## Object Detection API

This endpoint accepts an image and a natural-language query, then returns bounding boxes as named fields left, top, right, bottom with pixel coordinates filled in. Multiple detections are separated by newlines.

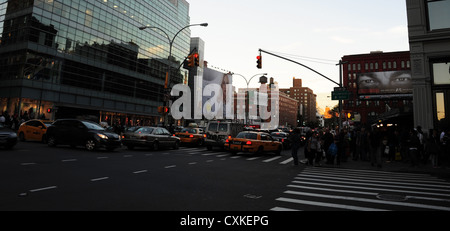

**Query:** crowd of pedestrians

left=289, top=125, right=450, bottom=169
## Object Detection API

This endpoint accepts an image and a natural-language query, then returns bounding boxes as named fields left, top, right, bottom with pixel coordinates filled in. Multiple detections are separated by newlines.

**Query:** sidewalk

left=315, top=158, right=450, bottom=180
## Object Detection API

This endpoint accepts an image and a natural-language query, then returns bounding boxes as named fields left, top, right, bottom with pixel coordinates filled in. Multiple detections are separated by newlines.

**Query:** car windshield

left=135, top=127, right=154, bottom=134
left=236, top=132, right=258, bottom=139
left=82, top=121, right=105, bottom=131
left=181, top=128, right=196, bottom=133
left=218, top=124, right=228, bottom=132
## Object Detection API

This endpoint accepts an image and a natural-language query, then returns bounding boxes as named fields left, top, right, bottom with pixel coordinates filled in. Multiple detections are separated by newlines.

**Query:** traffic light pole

left=259, top=49, right=346, bottom=131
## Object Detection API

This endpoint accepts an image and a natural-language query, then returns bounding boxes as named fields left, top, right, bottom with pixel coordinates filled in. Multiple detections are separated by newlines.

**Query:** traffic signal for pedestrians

left=193, top=53, right=200, bottom=66
left=256, top=55, right=262, bottom=69
left=187, top=54, right=195, bottom=67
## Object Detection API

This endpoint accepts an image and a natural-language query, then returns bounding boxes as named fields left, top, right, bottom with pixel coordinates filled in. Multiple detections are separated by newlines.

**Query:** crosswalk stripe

left=303, top=168, right=448, bottom=183
left=280, top=157, right=293, bottom=164
left=284, top=190, right=450, bottom=211
left=290, top=180, right=450, bottom=198
left=276, top=197, right=388, bottom=211
left=271, top=167, right=450, bottom=211
left=263, top=156, right=282, bottom=163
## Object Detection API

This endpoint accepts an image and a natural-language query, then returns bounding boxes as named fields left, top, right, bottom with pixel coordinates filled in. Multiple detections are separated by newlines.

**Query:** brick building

left=341, top=51, right=413, bottom=126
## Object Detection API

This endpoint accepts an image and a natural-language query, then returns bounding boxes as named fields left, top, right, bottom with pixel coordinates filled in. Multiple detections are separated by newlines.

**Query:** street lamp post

left=232, top=73, right=267, bottom=125
left=139, top=23, right=208, bottom=127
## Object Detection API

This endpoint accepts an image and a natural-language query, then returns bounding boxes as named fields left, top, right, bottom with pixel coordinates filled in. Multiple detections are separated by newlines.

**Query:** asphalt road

left=1, top=141, right=450, bottom=212
left=0, top=141, right=300, bottom=211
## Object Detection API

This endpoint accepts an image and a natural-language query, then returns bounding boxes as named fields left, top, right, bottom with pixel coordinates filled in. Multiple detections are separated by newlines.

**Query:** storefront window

left=427, top=0, right=450, bottom=31
left=433, top=62, right=450, bottom=85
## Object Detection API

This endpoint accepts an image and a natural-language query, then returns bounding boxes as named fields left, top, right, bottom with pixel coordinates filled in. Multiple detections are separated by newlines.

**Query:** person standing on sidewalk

left=289, top=128, right=301, bottom=166
left=368, top=128, right=382, bottom=168
left=307, top=132, right=319, bottom=166
left=408, top=128, right=421, bottom=167
left=426, top=129, right=440, bottom=168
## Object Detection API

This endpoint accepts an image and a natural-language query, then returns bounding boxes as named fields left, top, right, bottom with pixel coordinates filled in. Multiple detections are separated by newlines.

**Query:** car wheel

left=173, top=140, right=179, bottom=150
left=47, top=136, right=57, bottom=147
left=257, top=146, right=264, bottom=154
left=85, top=139, right=97, bottom=151
left=152, top=141, right=159, bottom=151
left=19, top=132, right=25, bottom=141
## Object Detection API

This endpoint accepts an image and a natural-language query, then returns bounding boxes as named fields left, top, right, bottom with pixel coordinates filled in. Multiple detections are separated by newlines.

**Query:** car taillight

left=225, top=139, right=229, bottom=143
left=189, top=134, right=194, bottom=138
left=203, top=134, right=206, bottom=138
left=282, top=139, right=285, bottom=142
left=246, top=141, right=252, bottom=145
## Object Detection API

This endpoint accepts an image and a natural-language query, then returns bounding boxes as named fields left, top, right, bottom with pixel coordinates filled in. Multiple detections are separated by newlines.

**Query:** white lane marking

left=97, top=157, right=108, bottom=159
left=62, top=159, right=77, bottom=162
left=90, top=177, right=109, bottom=182
left=29, top=186, right=57, bottom=193
left=189, top=162, right=197, bottom=165
left=133, top=170, right=148, bottom=174
left=165, top=165, right=176, bottom=169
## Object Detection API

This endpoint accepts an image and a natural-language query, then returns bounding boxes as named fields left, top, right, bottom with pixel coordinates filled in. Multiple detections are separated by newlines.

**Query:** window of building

left=436, top=92, right=446, bottom=121
left=427, top=0, right=450, bottom=31
left=432, top=62, right=450, bottom=85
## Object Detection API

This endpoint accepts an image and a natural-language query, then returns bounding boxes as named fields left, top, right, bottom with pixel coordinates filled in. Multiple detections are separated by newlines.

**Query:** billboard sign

left=357, top=70, right=412, bottom=95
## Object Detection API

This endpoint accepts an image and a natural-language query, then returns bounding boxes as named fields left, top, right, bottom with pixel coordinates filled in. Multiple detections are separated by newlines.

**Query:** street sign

left=332, top=90, right=351, bottom=100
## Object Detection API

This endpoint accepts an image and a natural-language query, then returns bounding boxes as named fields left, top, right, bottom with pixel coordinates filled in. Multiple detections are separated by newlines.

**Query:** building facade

left=0, top=0, right=191, bottom=126
left=406, top=0, right=450, bottom=132
left=341, top=51, right=413, bottom=127
left=279, top=78, right=317, bottom=125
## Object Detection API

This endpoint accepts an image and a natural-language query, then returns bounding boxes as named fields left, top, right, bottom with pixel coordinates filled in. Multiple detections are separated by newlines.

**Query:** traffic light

left=187, top=54, right=195, bottom=67
left=158, top=106, right=169, bottom=114
left=47, top=108, right=52, bottom=113
left=256, top=55, right=262, bottom=69
left=193, top=53, right=199, bottom=66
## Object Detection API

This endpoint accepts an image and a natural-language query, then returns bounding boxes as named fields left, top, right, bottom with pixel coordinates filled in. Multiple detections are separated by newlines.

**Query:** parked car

left=18, top=119, right=53, bottom=143
left=0, top=123, right=18, bottom=149
left=270, top=132, right=291, bottom=149
left=224, top=131, right=282, bottom=155
left=46, top=119, right=122, bottom=151
left=121, top=126, right=180, bottom=150
left=205, top=121, right=244, bottom=150
left=175, top=127, right=206, bottom=146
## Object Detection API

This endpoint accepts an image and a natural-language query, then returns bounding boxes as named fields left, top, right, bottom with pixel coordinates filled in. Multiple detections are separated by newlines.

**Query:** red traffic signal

left=47, top=108, right=52, bottom=113
left=193, top=53, right=200, bottom=66
left=256, top=55, right=262, bottom=69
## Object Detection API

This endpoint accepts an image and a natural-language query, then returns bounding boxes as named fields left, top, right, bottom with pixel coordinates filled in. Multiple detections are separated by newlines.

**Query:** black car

left=270, top=132, right=291, bottom=149
left=0, top=123, right=18, bottom=149
left=46, top=119, right=122, bottom=151
left=121, top=126, right=180, bottom=150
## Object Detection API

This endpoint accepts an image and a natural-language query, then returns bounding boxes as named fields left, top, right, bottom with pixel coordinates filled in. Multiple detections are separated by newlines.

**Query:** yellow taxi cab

left=224, top=131, right=282, bottom=155
left=18, top=119, right=53, bottom=143
left=175, top=127, right=206, bottom=146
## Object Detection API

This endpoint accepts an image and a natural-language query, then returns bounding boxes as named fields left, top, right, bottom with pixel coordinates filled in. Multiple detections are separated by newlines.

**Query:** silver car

left=121, top=127, right=180, bottom=150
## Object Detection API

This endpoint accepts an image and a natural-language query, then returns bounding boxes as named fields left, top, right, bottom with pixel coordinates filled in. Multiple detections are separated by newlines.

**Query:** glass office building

left=0, top=0, right=191, bottom=126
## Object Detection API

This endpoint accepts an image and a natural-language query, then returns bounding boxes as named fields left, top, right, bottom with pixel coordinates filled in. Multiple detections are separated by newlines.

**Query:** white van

left=205, top=121, right=244, bottom=150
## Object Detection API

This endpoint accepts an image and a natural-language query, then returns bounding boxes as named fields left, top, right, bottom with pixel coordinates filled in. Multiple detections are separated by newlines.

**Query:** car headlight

left=96, top=133, right=108, bottom=140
